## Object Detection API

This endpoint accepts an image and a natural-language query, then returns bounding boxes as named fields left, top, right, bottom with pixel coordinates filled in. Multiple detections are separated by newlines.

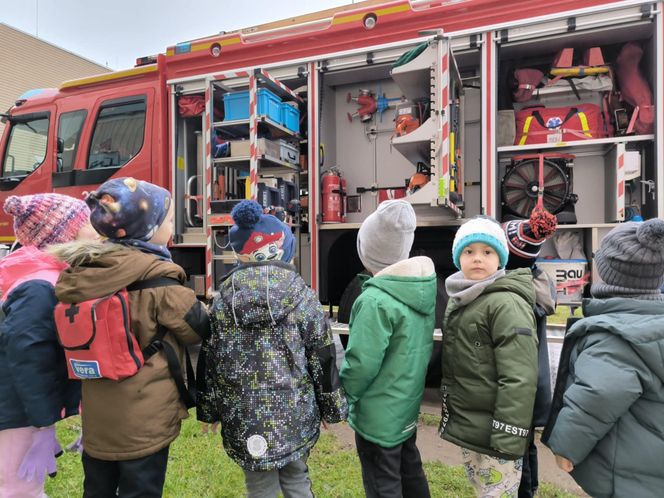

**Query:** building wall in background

left=0, top=23, right=111, bottom=136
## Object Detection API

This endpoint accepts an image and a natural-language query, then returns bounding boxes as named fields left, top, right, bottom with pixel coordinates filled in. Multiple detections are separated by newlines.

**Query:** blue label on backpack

left=70, top=359, right=102, bottom=379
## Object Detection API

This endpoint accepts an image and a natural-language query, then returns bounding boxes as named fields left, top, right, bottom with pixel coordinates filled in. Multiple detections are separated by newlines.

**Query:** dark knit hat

left=591, top=219, right=664, bottom=300
left=87, top=177, right=171, bottom=241
left=503, top=207, right=558, bottom=268
left=229, top=200, right=295, bottom=263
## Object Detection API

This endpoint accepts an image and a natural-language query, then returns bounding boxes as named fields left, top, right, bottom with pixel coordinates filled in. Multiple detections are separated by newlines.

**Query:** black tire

left=425, top=276, right=448, bottom=387
left=337, top=271, right=370, bottom=349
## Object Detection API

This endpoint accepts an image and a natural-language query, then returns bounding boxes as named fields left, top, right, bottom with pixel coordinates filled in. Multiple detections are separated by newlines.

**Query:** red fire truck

left=0, top=0, right=661, bottom=329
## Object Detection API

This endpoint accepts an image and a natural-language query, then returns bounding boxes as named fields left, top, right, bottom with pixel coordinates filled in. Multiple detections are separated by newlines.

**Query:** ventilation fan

left=501, top=154, right=578, bottom=222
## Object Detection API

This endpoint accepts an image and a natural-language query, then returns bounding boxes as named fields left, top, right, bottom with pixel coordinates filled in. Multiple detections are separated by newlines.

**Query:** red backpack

left=514, top=104, right=606, bottom=145
left=54, top=277, right=195, bottom=407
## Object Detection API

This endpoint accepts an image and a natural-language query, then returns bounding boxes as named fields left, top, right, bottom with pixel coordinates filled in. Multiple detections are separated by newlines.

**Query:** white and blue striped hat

left=452, top=216, right=509, bottom=270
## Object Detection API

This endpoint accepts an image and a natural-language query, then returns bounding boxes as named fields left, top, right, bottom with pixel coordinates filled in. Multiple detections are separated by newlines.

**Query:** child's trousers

left=81, top=445, right=169, bottom=498
left=461, top=447, right=522, bottom=498
left=0, top=427, right=48, bottom=498
left=355, top=431, right=431, bottom=498
left=243, top=454, right=313, bottom=498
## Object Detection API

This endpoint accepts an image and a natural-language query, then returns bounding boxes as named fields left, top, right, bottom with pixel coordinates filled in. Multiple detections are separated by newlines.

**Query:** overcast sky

left=1, top=0, right=353, bottom=70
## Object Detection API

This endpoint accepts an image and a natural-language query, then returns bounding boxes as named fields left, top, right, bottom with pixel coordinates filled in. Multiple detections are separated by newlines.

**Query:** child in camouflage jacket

left=197, top=201, right=347, bottom=498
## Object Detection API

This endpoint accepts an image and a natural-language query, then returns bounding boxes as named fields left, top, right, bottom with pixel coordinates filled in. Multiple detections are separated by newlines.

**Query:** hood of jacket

left=219, top=260, right=306, bottom=326
left=52, top=241, right=185, bottom=302
left=362, top=256, right=436, bottom=315
left=571, top=297, right=664, bottom=383
left=0, top=246, right=67, bottom=298
left=482, top=268, right=535, bottom=308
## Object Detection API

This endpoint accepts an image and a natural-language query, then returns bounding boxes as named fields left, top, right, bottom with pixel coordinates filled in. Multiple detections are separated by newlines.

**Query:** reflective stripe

left=519, top=116, right=533, bottom=145
left=577, top=111, right=593, bottom=137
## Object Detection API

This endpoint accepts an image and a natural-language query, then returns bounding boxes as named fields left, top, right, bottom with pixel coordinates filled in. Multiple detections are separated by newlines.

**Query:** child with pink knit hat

left=0, top=193, right=98, bottom=497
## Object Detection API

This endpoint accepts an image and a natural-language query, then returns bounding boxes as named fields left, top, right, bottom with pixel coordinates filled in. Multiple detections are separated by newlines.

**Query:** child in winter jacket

left=0, top=193, right=97, bottom=497
left=543, top=219, right=664, bottom=498
left=441, top=216, right=538, bottom=498
left=340, top=199, right=436, bottom=498
left=502, top=208, right=558, bottom=498
left=51, top=178, right=210, bottom=498
left=197, top=200, right=347, bottom=498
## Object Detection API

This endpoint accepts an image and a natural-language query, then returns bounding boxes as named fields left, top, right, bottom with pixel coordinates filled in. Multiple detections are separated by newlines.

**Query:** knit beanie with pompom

left=229, top=200, right=295, bottom=262
left=3, top=193, right=90, bottom=249
left=591, top=218, right=664, bottom=300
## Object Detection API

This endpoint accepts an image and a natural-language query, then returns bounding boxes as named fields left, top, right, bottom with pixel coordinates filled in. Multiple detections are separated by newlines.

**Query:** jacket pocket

left=469, top=323, right=492, bottom=365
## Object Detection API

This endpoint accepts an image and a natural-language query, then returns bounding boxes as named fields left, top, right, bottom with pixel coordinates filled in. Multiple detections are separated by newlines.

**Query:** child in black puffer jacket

left=502, top=207, right=558, bottom=498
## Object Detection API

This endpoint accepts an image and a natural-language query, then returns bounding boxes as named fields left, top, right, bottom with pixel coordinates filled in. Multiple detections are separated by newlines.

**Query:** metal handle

left=184, top=175, right=200, bottom=226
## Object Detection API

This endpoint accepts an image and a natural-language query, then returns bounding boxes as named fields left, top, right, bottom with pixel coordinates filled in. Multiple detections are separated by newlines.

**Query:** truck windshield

left=2, top=116, right=49, bottom=177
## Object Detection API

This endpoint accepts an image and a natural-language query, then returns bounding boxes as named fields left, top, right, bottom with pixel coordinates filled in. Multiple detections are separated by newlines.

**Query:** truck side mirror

left=57, top=138, right=64, bottom=154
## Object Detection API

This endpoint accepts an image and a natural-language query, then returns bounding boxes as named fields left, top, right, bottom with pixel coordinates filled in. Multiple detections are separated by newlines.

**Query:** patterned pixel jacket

left=197, top=260, right=347, bottom=471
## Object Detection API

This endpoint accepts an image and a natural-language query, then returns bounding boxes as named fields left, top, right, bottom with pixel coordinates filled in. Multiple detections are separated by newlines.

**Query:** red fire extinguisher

left=321, top=168, right=345, bottom=223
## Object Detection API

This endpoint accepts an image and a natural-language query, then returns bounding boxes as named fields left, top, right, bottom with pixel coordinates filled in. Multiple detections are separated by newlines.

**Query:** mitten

left=17, top=426, right=58, bottom=483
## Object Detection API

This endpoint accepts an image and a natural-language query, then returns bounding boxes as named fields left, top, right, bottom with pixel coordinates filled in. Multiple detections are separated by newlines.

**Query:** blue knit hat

left=87, top=177, right=171, bottom=241
left=230, top=200, right=295, bottom=263
left=452, top=216, right=509, bottom=270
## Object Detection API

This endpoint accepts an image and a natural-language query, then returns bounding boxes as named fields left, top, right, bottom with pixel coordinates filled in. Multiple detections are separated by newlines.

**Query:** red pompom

left=530, top=207, right=557, bottom=239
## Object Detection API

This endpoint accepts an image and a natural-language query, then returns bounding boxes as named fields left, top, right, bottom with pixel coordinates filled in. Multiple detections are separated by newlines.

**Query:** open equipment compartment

left=496, top=15, right=658, bottom=226
left=494, top=6, right=659, bottom=303
left=316, top=33, right=481, bottom=308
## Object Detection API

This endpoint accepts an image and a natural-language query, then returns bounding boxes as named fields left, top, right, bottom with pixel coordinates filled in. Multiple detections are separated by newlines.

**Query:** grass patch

left=547, top=304, right=583, bottom=326
left=46, top=413, right=575, bottom=497
left=539, top=482, right=579, bottom=498
left=419, top=412, right=442, bottom=427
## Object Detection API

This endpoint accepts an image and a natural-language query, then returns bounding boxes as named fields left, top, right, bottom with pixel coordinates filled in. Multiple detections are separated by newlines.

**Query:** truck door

left=388, top=32, right=463, bottom=216
left=51, top=89, right=154, bottom=199
left=0, top=106, right=55, bottom=243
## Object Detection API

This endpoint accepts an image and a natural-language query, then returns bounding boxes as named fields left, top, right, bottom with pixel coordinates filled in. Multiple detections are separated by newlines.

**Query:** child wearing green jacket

left=340, top=200, right=436, bottom=498
left=441, top=216, right=538, bottom=497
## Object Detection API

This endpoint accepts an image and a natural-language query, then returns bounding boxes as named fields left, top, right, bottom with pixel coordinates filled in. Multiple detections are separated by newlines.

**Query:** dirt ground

left=325, top=419, right=588, bottom=497
left=332, top=336, right=589, bottom=497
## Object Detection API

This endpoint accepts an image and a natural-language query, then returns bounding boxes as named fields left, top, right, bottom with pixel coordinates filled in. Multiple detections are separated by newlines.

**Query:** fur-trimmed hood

left=50, top=241, right=185, bottom=302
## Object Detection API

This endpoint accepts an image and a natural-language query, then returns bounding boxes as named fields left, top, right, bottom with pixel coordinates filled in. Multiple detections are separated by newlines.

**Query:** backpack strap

left=143, top=327, right=196, bottom=409
left=126, top=277, right=181, bottom=291
left=129, top=277, right=197, bottom=409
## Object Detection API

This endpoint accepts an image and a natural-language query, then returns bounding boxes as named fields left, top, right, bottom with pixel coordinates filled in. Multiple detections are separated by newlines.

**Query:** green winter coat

left=340, top=256, right=436, bottom=447
left=543, top=298, right=664, bottom=498
left=440, top=268, right=538, bottom=459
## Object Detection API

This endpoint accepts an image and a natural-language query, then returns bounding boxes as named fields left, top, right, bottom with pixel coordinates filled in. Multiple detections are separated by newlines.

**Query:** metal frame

left=482, top=30, right=497, bottom=217
left=308, top=61, right=320, bottom=291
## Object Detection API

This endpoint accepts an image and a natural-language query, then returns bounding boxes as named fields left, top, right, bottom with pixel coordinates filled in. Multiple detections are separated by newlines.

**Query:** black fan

left=501, top=157, right=574, bottom=218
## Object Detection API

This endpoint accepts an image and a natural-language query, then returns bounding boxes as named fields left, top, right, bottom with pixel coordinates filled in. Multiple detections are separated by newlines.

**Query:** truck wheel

left=337, top=271, right=370, bottom=349
left=425, top=276, right=448, bottom=387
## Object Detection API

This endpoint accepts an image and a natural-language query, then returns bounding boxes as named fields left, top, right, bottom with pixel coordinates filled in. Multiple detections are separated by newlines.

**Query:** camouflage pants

left=460, top=448, right=522, bottom=498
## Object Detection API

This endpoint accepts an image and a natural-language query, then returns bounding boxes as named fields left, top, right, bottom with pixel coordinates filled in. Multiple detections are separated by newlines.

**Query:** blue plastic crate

left=223, top=88, right=282, bottom=122
left=280, top=103, right=300, bottom=133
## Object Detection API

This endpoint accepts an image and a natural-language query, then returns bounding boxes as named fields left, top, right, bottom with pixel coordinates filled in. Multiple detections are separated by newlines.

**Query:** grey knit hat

left=591, top=219, right=664, bottom=300
left=357, top=200, right=416, bottom=273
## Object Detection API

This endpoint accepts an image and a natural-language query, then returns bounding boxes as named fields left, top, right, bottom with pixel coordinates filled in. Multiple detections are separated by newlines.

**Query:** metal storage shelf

left=390, top=116, right=437, bottom=165
left=213, top=155, right=300, bottom=173
left=213, top=116, right=299, bottom=139
left=390, top=43, right=436, bottom=100
left=497, top=134, right=655, bottom=154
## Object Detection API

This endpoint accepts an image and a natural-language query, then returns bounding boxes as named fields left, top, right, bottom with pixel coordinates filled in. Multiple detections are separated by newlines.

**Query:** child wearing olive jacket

left=441, top=216, right=538, bottom=497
